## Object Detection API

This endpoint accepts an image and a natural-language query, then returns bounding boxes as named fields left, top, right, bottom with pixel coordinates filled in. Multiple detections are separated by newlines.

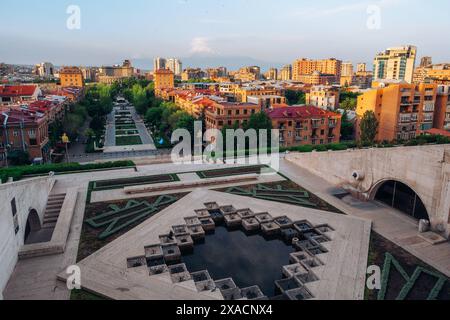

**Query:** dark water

left=182, top=226, right=294, bottom=297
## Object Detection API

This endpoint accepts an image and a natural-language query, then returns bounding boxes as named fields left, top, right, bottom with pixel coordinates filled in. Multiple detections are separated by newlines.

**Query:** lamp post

left=62, top=133, right=70, bottom=163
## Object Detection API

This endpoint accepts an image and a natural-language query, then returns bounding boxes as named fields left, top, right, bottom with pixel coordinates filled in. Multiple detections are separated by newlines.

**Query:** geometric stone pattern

left=226, top=184, right=317, bottom=208
left=85, top=195, right=178, bottom=240
left=378, top=253, right=448, bottom=300
left=126, top=202, right=335, bottom=300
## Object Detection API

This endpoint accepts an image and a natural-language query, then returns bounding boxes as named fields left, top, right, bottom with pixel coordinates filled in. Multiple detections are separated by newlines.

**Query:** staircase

left=42, top=193, right=66, bottom=229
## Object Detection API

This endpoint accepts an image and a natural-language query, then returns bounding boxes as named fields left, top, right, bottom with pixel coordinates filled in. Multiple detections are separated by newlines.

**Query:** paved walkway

left=279, top=158, right=450, bottom=278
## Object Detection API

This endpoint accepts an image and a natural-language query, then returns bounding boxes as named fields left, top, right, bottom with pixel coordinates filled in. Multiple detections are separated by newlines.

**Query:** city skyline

left=1, top=0, right=450, bottom=69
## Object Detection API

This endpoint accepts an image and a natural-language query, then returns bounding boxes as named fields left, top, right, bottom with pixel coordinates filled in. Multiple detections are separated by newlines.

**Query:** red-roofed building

left=0, top=85, right=41, bottom=106
left=0, top=109, right=50, bottom=165
left=266, top=105, right=342, bottom=147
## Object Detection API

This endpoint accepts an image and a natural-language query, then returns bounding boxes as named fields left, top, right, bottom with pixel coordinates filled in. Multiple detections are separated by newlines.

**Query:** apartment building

left=279, top=65, right=292, bottom=81
left=306, top=85, right=340, bottom=110
left=0, top=109, right=50, bottom=165
left=415, top=64, right=450, bottom=85
left=97, top=60, right=134, bottom=84
left=204, top=102, right=260, bottom=130
left=59, top=67, right=85, bottom=88
left=247, top=95, right=287, bottom=110
left=0, top=85, right=42, bottom=106
left=373, top=45, right=417, bottom=83
left=296, top=72, right=337, bottom=85
left=234, top=85, right=284, bottom=103
left=232, top=66, right=261, bottom=82
left=153, top=57, right=166, bottom=71
left=166, top=59, right=182, bottom=76
left=266, top=106, right=341, bottom=147
left=181, top=68, right=206, bottom=81
left=154, top=69, right=175, bottom=93
left=292, top=58, right=342, bottom=81
left=356, top=81, right=437, bottom=142
left=265, top=68, right=278, bottom=80
left=434, top=85, right=450, bottom=131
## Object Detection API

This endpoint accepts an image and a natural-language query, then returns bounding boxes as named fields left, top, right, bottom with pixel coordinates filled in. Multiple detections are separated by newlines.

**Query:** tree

left=360, top=111, right=379, bottom=144
left=340, top=97, right=357, bottom=111
left=285, top=90, right=306, bottom=105
left=340, top=111, right=354, bottom=140
left=244, top=112, right=273, bottom=131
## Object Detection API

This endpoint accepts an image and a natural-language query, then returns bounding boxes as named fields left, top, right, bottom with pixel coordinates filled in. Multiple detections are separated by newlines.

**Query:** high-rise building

left=279, top=65, right=292, bottom=81
left=357, top=63, right=367, bottom=73
left=292, top=58, right=342, bottom=81
left=373, top=45, right=417, bottom=83
left=340, top=62, right=354, bottom=86
left=35, top=62, right=54, bottom=78
left=265, top=68, right=278, bottom=80
left=420, top=56, right=433, bottom=68
left=153, top=57, right=167, bottom=71
left=166, top=58, right=182, bottom=76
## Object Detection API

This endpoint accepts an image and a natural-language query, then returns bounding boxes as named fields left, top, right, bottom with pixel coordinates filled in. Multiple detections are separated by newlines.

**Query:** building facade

left=433, top=85, right=450, bottom=131
left=0, top=85, right=41, bottom=106
left=59, top=67, right=84, bottom=88
left=373, top=45, right=417, bottom=83
left=356, top=81, right=437, bottom=142
left=292, top=58, right=342, bottom=81
left=204, top=102, right=260, bottom=130
left=154, top=69, right=175, bottom=93
left=306, top=85, right=340, bottom=110
left=266, top=106, right=341, bottom=147
left=166, top=59, right=182, bottom=76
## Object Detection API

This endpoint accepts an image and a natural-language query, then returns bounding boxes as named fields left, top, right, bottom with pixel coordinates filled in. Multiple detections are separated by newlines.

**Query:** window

left=13, top=130, right=19, bottom=137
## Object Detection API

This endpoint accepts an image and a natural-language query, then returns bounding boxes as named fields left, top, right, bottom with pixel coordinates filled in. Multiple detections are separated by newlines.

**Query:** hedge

left=0, top=160, right=135, bottom=183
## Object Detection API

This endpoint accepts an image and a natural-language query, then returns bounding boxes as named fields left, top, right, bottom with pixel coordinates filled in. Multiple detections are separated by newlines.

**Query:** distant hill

left=132, top=55, right=285, bottom=72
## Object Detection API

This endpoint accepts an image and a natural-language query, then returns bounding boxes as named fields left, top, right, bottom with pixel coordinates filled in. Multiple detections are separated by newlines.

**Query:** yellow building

left=233, top=86, right=284, bottom=103
left=373, top=46, right=417, bottom=83
left=356, top=81, right=437, bottom=142
left=306, top=85, right=340, bottom=110
left=154, top=69, right=174, bottom=93
left=59, top=67, right=84, bottom=88
left=292, top=58, right=342, bottom=81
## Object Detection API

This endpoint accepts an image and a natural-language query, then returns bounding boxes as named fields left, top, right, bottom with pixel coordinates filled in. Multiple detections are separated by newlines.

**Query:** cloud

left=190, top=37, right=214, bottom=54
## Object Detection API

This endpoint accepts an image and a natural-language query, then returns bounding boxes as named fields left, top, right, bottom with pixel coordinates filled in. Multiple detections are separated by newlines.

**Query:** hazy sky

left=1, top=0, right=449, bottom=68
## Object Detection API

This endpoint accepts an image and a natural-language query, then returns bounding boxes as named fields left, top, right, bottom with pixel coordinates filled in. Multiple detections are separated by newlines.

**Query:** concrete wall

left=286, top=145, right=450, bottom=237
left=0, top=177, right=54, bottom=298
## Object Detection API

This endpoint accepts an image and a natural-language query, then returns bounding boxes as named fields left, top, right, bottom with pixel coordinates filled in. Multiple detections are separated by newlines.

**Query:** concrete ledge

left=18, top=187, right=79, bottom=259
left=124, top=174, right=259, bottom=195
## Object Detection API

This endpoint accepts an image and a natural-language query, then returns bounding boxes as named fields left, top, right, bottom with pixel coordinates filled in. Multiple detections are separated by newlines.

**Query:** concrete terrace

left=2, top=157, right=450, bottom=300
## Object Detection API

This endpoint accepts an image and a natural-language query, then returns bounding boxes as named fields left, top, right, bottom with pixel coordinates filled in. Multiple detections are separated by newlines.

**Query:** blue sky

left=0, top=0, right=449, bottom=69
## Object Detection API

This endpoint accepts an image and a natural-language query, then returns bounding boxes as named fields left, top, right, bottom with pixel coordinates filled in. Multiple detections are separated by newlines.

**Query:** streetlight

left=62, top=133, right=70, bottom=163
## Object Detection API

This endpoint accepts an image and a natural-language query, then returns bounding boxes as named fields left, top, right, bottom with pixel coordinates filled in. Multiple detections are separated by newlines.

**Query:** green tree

left=285, top=90, right=306, bottom=105
left=360, top=111, right=379, bottom=144
left=340, top=111, right=354, bottom=140
left=340, top=97, right=357, bottom=111
left=244, top=112, right=273, bottom=131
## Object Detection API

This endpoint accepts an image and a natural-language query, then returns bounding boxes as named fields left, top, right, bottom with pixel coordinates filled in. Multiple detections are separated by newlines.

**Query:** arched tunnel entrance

left=374, top=180, right=429, bottom=221
left=24, top=209, right=41, bottom=243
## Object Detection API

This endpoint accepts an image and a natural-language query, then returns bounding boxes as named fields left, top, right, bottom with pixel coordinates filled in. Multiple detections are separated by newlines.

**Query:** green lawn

left=115, top=135, right=143, bottom=146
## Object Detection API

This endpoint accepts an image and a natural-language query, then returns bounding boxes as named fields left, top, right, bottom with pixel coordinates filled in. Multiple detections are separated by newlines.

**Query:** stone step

left=46, top=201, right=64, bottom=207
left=43, top=216, right=58, bottom=224
left=45, top=207, right=62, bottom=213
left=50, top=193, right=66, bottom=198
left=44, top=212, right=60, bottom=219
left=42, top=222, right=57, bottom=229
left=46, top=203, right=63, bottom=210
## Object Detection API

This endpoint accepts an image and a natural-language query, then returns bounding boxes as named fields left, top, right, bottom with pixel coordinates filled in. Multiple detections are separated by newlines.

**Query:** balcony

left=278, top=125, right=286, bottom=131
left=311, top=121, right=321, bottom=129
left=328, top=121, right=337, bottom=128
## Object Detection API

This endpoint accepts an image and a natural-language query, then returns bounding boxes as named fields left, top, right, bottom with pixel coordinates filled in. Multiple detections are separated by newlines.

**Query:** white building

left=35, top=62, right=54, bottom=78
left=166, top=58, right=182, bottom=76
left=373, top=45, right=417, bottom=84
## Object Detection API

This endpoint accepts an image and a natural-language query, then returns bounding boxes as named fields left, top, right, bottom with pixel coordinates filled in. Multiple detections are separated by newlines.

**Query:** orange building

left=356, top=82, right=438, bottom=142
left=296, top=72, right=337, bottom=85
left=266, top=106, right=341, bottom=147
left=204, top=102, right=260, bottom=130
left=292, top=58, right=342, bottom=81
left=59, top=67, right=84, bottom=88
left=154, top=69, right=175, bottom=94
left=433, top=85, right=450, bottom=131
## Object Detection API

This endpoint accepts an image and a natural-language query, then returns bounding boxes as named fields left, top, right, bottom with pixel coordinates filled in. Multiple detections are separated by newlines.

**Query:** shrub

left=0, top=160, right=135, bottom=183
